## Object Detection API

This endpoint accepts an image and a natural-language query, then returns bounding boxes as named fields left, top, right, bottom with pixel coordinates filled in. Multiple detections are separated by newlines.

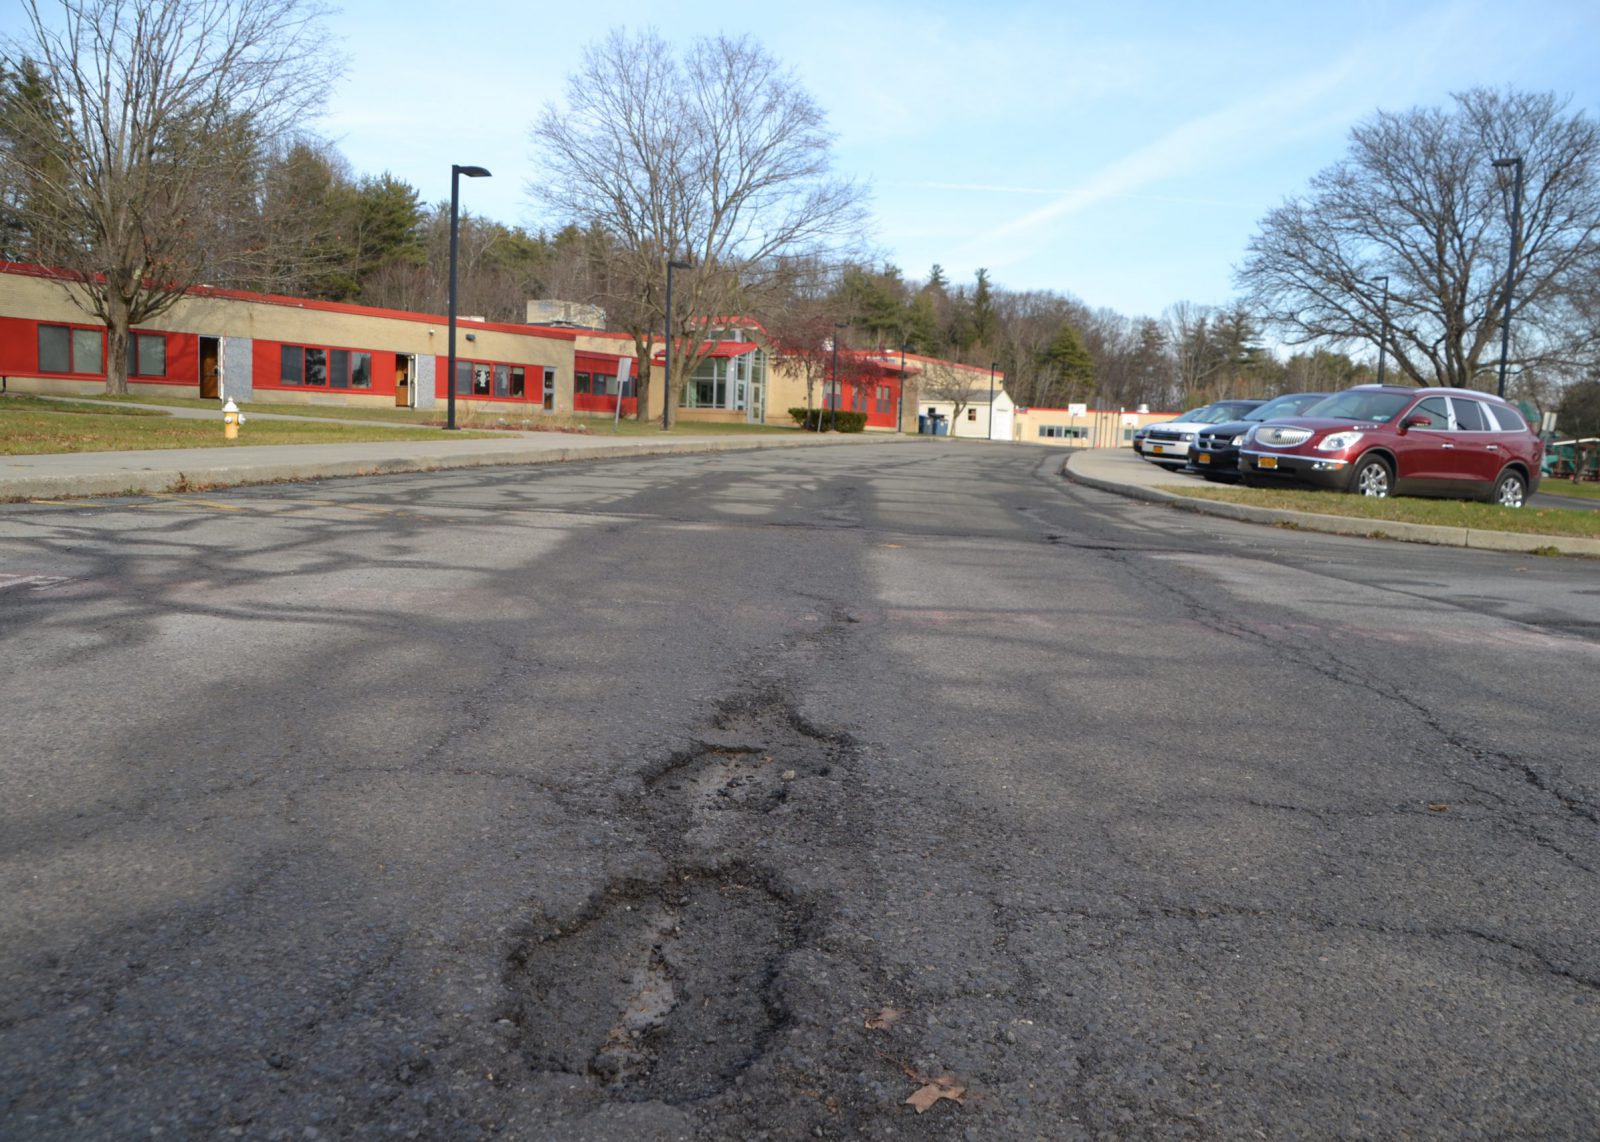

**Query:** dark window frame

left=38, top=322, right=106, bottom=376
left=128, top=332, right=167, bottom=377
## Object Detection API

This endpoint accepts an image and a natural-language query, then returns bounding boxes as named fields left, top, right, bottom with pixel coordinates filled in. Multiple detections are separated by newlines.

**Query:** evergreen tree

left=1042, top=322, right=1096, bottom=405
left=971, top=268, right=996, bottom=349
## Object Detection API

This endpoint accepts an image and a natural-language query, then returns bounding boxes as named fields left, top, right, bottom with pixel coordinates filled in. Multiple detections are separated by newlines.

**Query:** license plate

left=1198, top=454, right=1210, bottom=464
left=1151, top=445, right=1164, bottom=454
left=1258, top=455, right=1278, bottom=469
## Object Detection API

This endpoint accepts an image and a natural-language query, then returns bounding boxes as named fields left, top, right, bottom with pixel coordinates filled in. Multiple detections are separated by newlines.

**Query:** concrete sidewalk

left=1063, top=446, right=1600, bottom=557
left=0, top=427, right=908, bottom=501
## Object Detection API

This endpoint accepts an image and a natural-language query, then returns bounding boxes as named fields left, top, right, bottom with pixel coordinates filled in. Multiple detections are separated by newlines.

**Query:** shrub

left=788, top=407, right=867, bottom=433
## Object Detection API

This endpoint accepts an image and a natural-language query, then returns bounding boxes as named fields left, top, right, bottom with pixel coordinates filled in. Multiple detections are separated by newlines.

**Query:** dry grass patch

left=1165, top=481, right=1600, bottom=539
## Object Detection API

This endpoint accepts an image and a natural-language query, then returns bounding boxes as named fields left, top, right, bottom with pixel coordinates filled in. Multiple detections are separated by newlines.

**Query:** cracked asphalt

left=2, top=441, right=1598, bottom=1139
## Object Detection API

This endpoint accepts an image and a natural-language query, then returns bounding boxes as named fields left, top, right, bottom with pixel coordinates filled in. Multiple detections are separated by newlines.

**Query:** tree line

left=4, top=0, right=1597, bottom=427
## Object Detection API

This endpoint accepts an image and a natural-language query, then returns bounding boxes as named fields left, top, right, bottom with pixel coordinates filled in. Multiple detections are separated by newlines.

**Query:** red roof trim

left=650, top=341, right=760, bottom=362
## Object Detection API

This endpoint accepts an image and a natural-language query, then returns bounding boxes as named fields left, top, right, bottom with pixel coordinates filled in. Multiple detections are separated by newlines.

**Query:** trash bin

left=917, top=414, right=930, bottom=435
left=933, top=416, right=949, bottom=436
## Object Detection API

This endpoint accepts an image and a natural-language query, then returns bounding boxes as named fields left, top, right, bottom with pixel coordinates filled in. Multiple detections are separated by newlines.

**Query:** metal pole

left=988, top=362, right=997, bottom=440
left=445, top=164, right=490, bottom=431
left=898, top=343, right=906, bottom=433
left=838, top=319, right=851, bottom=431
left=831, top=323, right=847, bottom=432
left=1492, top=156, right=1523, bottom=399
left=446, top=170, right=461, bottom=431
left=1373, top=275, right=1389, bottom=385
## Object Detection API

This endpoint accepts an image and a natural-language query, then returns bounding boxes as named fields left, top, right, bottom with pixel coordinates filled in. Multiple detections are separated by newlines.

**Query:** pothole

left=646, top=747, right=792, bottom=815
left=505, top=867, right=805, bottom=1102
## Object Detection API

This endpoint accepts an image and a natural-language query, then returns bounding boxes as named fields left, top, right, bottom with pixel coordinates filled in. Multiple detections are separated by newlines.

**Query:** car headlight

left=1229, top=433, right=1245, bottom=446
left=1316, top=431, right=1365, bottom=452
left=1180, top=432, right=1195, bottom=442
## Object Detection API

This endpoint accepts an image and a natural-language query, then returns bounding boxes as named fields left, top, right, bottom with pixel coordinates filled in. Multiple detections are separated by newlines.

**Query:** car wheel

left=1491, top=469, right=1527, bottom=508
left=1349, top=454, right=1393, bottom=498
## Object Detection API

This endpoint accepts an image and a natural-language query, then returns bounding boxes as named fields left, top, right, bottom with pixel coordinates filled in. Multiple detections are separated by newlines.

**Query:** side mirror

left=1400, top=415, right=1432, bottom=434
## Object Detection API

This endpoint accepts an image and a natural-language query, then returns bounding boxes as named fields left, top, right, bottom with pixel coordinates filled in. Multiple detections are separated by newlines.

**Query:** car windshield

left=1300, top=390, right=1412, bottom=422
left=1246, top=393, right=1328, bottom=421
left=1193, top=402, right=1258, bottom=424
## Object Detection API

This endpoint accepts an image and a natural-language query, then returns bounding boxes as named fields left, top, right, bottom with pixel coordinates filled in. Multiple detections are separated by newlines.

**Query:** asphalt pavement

left=5, top=412, right=1597, bottom=555
left=4, top=443, right=1597, bottom=1139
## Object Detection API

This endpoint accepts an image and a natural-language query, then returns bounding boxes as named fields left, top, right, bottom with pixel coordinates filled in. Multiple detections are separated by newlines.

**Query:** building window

left=574, top=371, right=592, bottom=395
left=543, top=367, right=556, bottom=411
left=281, top=344, right=373, bottom=388
left=451, top=357, right=536, bottom=400
left=967, top=407, right=978, bottom=421
left=128, top=332, right=167, bottom=377
left=38, top=324, right=105, bottom=375
left=686, top=357, right=729, bottom=409
left=1039, top=425, right=1088, bottom=440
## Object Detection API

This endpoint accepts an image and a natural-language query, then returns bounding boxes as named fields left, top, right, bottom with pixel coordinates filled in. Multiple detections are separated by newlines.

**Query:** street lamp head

left=667, top=259, right=692, bottom=270
left=1491, top=156, right=1521, bottom=169
left=455, top=165, right=492, bottom=178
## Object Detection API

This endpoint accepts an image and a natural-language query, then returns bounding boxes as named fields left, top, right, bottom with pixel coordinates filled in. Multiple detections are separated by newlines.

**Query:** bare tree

left=1238, top=88, right=1600, bottom=390
left=530, top=28, right=869, bottom=425
left=919, top=359, right=985, bottom=426
left=2, top=0, right=330, bottom=393
left=1164, top=301, right=1226, bottom=406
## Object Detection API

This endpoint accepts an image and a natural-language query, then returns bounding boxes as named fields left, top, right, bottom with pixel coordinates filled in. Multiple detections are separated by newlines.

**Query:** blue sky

left=7, top=0, right=1599, bottom=321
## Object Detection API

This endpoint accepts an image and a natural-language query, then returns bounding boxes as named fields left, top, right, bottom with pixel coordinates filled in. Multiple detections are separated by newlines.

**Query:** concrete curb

left=1062, top=455, right=1600, bottom=558
left=1, top=433, right=921, bottom=502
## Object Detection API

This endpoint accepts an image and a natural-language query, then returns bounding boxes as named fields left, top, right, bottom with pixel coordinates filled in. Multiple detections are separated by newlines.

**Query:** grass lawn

left=67, top=394, right=800, bottom=436
left=1164, top=481, right=1600, bottom=540
left=0, top=394, right=494, bottom=454
left=1534, top=479, right=1600, bottom=501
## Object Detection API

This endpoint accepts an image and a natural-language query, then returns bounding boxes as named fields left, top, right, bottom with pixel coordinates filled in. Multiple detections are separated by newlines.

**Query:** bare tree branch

left=3, top=0, right=331, bottom=392
left=529, top=28, right=869, bottom=424
left=1237, top=88, right=1600, bottom=391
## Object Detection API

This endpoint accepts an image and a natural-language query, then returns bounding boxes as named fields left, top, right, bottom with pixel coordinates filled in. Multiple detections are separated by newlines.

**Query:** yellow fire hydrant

left=222, top=398, right=243, bottom=440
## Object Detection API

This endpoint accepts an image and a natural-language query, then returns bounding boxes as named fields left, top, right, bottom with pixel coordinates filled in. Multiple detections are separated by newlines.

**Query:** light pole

left=1372, top=275, right=1390, bottom=385
left=831, top=323, right=847, bottom=431
left=897, top=342, right=908, bottom=433
left=446, top=164, right=491, bottom=431
left=1491, top=155, right=1524, bottom=399
left=988, top=362, right=998, bottom=440
left=662, top=258, right=691, bottom=430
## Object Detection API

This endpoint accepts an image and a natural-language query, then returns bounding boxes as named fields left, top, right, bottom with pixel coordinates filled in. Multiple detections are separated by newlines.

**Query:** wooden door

left=199, top=338, right=220, bottom=399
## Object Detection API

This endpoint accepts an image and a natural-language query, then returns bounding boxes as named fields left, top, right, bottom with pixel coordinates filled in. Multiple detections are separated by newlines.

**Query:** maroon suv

left=1239, top=385, right=1543, bottom=507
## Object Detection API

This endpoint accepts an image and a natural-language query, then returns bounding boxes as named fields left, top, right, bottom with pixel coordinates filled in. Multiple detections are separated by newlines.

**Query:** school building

left=1, top=261, right=1170, bottom=444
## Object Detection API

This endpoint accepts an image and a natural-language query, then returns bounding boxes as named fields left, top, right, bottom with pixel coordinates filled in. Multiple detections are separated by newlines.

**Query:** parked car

left=1140, top=400, right=1266, bottom=468
left=1238, top=385, right=1543, bottom=506
left=1187, top=392, right=1332, bottom=481
left=1132, top=423, right=1161, bottom=456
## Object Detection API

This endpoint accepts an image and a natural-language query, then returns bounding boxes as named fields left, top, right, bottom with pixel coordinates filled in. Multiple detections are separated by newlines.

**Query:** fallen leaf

left=905, top=1074, right=966, bottom=1113
left=1427, top=803, right=1449, bottom=813
left=864, top=1006, right=905, bottom=1031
